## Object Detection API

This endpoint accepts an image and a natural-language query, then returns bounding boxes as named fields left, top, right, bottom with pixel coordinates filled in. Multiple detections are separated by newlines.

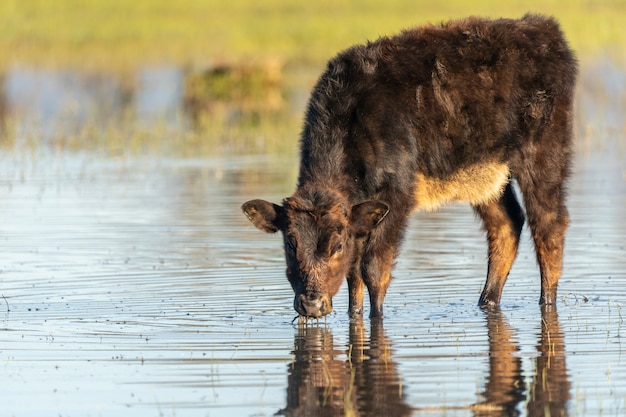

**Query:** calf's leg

left=517, top=176, right=569, bottom=305
left=358, top=213, right=405, bottom=318
left=531, top=208, right=568, bottom=305
left=361, top=246, right=395, bottom=318
left=515, top=110, right=572, bottom=305
left=347, top=271, right=366, bottom=317
left=475, top=183, right=525, bottom=306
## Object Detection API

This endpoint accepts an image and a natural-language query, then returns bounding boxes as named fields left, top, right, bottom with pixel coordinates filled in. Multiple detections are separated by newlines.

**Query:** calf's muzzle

left=295, top=293, right=332, bottom=318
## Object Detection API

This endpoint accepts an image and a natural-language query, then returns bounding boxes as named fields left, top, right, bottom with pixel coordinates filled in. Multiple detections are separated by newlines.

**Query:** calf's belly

left=414, top=162, right=510, bottom=211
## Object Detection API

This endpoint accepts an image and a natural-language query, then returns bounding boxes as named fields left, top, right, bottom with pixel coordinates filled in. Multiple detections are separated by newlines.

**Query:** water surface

left=0, top=60, right=625, bottom=416
left=0, top=144, right=624, bottom=416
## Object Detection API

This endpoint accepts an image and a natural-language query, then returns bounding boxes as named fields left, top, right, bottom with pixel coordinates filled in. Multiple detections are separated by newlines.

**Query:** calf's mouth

left=294, top=293, right=332, bottom=318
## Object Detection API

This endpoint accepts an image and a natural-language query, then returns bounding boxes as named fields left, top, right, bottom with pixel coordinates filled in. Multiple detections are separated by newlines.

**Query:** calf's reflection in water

left=277, top=309, right=569, bottom=416
left=277, top=318, right=411, bottom=417
left=474, top=307, right=570, bottom=416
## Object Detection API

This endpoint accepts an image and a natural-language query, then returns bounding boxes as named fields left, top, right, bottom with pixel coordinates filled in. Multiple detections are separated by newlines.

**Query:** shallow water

left=1, top=61, right=626, bottom=416
left=1, top=143, right=625, bottom=416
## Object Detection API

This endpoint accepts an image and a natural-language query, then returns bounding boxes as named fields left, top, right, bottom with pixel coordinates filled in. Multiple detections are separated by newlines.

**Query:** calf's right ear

left=350, top=200, right=389, bottom=235
left=241, top=199, right=285, bottom=233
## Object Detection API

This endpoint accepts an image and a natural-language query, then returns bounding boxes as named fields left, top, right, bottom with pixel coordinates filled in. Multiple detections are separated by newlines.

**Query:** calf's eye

left=332, top=242, right=343, bottom=255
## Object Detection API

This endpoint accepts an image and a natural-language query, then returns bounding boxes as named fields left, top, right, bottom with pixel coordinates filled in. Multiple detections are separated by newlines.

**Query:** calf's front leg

left=360, top=245, right=395, bottom=318
left=347, top=272, right=365, bottom=317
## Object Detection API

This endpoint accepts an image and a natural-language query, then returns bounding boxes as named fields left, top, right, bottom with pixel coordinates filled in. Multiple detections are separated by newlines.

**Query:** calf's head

left=242, top=188, right=388, bottom=318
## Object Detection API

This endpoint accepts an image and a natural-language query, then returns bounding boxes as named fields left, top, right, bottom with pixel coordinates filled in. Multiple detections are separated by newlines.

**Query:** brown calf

left=242, top=14, right=577, bottom=318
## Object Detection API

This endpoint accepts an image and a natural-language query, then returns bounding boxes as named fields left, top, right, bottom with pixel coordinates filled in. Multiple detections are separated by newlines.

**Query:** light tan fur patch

left=414, top=162, right=510, bottom=211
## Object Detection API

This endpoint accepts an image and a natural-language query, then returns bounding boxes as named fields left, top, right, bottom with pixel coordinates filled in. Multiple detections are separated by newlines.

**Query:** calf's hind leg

left=475, top=183, right=525, bottom=307
left=517, top=172, right=569, bottom=306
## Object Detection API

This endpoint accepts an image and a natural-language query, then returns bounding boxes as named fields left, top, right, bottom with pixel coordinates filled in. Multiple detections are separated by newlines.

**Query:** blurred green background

left=2, top=0, right=624, bottom=69
left=1, top=0, right=624, bottom=155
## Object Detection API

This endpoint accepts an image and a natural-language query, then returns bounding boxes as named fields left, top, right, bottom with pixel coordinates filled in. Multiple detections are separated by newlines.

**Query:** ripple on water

left=0, top=145, right=625, bottom=415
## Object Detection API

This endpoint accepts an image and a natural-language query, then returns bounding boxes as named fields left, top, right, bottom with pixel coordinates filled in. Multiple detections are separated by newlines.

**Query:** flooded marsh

left=0, top=58, right=625, bottom=416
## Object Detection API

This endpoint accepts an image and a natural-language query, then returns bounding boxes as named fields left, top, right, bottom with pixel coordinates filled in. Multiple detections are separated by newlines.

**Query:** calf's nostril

left=294, top=294, right=330, bottom=318
left=320, top=298, right=328, bottom=314
left=294, top=294, right=307, bottom=316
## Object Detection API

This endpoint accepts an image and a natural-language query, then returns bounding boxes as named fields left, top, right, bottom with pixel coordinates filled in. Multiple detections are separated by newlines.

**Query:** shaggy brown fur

left=242, top=14, right=577, bottom=318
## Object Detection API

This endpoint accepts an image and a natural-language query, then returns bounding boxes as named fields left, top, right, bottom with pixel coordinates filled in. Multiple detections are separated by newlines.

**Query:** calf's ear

left=350, top=201, right=389, bottom=234
left=241, top=199, right=285, bottom=233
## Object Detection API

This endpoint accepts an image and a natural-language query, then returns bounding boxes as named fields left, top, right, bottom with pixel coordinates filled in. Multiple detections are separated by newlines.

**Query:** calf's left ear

left=350, top=201, right=389, bottom=234
left=241, top=199, right=285, bottom=233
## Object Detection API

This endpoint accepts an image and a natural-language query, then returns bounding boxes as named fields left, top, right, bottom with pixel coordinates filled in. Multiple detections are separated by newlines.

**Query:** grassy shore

left=1, top=0, right=625, bottom=71
left=1, top=1, right=624, bottom=156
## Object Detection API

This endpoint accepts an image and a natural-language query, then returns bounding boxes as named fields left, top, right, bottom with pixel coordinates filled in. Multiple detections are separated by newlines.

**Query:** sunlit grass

left=0, top=0, right=624, bottom=156
left=1, top=0, right=625, bottom=71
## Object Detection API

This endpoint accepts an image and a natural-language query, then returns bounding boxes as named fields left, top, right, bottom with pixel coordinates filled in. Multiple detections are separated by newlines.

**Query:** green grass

left=1, top=0, right=624, bottom=156
left=1, top=0, right=625, bottom=71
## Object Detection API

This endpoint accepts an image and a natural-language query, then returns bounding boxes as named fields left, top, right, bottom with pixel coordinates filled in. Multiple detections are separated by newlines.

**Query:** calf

left=242, top=14, right=577, bottom=318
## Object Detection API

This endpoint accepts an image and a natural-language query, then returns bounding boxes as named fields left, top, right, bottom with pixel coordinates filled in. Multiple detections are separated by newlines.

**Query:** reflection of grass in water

left=0, top=62, right=301, bottom=157
left=1, top=110, right=301, bottom=157
left=0, top=58, right=302, bottom=156
left=1, top=63, right=622, bottom=157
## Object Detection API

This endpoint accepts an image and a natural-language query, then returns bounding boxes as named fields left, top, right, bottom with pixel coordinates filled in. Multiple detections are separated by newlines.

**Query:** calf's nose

left=295, top=294, right=332, bottom=318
